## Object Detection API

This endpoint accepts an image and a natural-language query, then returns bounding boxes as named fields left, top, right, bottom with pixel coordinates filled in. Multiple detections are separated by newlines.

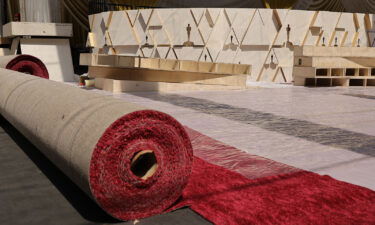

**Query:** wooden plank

left=80, top=53, right=251, bottom=76
left=94, top=77, right=245, bottom=93
left=294, top=56, right=375, bottom=68
left=88, top=66, right=247, bottom=86
left=3, top=22, right=73, bottom=37
left=294, top=46, right=375, bottom=58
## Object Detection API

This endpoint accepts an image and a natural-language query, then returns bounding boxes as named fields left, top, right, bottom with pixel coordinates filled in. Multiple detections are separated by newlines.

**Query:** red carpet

left=176, top=128, right=375, bottom=225
left=6, top=55, right=49, bottom=79
left=90, top=110, right=193, bottom=220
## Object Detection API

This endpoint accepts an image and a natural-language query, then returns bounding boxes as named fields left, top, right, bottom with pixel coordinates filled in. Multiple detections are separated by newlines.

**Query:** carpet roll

left=0, top=55, right=49, bottom=79
left=0, top=68, right=193, bottom=220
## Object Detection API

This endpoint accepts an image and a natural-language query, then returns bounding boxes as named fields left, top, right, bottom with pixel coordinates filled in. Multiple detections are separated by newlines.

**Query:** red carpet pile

left=177, top=127, right=375, bottom=225
left=6, top=55, right=49, bottom=79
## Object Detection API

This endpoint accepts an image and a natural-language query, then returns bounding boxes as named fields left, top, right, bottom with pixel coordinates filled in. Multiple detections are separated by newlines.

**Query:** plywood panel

left=95, top=77, right=244, bottom=93
left=89, top=66, right=247, bottom=86
left=2, top=22, right=73, bottom=38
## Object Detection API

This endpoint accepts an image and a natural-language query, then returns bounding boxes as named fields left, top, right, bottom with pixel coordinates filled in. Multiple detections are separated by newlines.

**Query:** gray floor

left=2, top=84, right=375, bottom=224
left=0, top=116, right=210, bottom=225
left=93, top=86, right=375, bottom=191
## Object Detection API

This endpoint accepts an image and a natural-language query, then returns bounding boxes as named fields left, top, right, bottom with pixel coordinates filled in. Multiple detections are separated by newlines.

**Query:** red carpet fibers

left=6, top=55, right=49, bottom=79
left=175, top=157, right=375, bottom=225
left=174, top=128, right=375, bottom=225
left=90, top=110, right=193, bottom=220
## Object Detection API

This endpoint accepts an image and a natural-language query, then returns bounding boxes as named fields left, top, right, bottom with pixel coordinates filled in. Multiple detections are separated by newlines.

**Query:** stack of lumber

left=293, top=46, right=375, bottom=87
left=80, top=53, right=251, bottom=92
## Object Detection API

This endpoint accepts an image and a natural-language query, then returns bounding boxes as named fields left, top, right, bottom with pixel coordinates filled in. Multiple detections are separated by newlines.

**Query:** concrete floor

left=92, top=86, right=375, bottom=191
left=1, top=84, right=375, bottom=224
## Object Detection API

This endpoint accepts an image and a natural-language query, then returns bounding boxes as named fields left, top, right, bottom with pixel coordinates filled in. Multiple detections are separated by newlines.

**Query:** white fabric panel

left=23, top=0, right=61, bottom=23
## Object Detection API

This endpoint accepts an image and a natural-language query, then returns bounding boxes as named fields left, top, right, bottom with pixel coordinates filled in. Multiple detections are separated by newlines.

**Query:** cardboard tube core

left=131, top=150, right=158, bottom=180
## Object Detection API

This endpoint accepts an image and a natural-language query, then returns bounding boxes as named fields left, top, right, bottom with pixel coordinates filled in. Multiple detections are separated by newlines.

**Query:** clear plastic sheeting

left=185, top=127, right=301, bottom=179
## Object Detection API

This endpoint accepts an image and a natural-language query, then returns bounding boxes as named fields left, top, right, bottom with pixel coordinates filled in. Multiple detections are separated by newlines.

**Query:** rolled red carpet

left=0, top=70, right=192, bottom=221
left=90, top=110, right=193, bottom=220
left=1, top=54, right=49, bottom=79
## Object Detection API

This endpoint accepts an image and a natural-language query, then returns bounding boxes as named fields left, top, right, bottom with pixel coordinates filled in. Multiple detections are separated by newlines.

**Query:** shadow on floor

left=0, top=115, right=119, bottom=223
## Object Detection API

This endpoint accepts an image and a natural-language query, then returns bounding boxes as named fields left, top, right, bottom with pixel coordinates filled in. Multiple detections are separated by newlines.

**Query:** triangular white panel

left=174, top=46, right=203, bottom=61
left=273, top=47, right=293, bottom=66
left=198, top=11, right=214, bottom=43
left=154, top=47, right=170, bottom=58
left=147, top=11, right=170, bottom=46
left=216, top=31, right=238, bottom=63
left=335, top=12, right=357, bottom=46
left=153, top=48, right=161, bottom=58
left=258, top=9, right=280, bottom=44
left=156, top=9, right=175, bottom=24
left=139, top=9, right=153, bottom=26
left=148, top=10, right=163, bottom=27
left=275, top=9, right=289, bottom=24
left=225, top=30, right=239, bottom=45
left=162, top=9, right=203, bottom=46
left=231, top=9, right=255, bottom=44
left=265, top=49, right=279, bottom=64
left=224, top=8, right=238, bottom=26
left=115, top=46, right=142, bottom=56
left=207, top=8, right=221, bottom=26
left=89, top=14, right=95, bottom=30
left=242, top=10, right=269, bottom=45
left=91, top=12, right=111, bottom=47
left=148, top=28, right=170, bottom=45
left=198, top=9, right=223, bottom=44
left=108, top=11, right=138, bottom=46
left=127, top=10, right=139, bottom=27
left=234, top=46, right=268, bottom=81
left=312, top=11, right=341, bottom=46
left=259, top=66, right=278, bottom=82
left=199, top=48, right=213, bottom=62
left=205, top=11, right=232, bottom=61
left=166, top=48, right=177, bottom=59
left=141, top=47, right=155, bottom=57
left=274, top=10, right=315, bottom=46
left=273, top=67, right=287, bottom=83
left=191, top=8, right=205, bottom=26
left=134, top=11, right=154, bottom=45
